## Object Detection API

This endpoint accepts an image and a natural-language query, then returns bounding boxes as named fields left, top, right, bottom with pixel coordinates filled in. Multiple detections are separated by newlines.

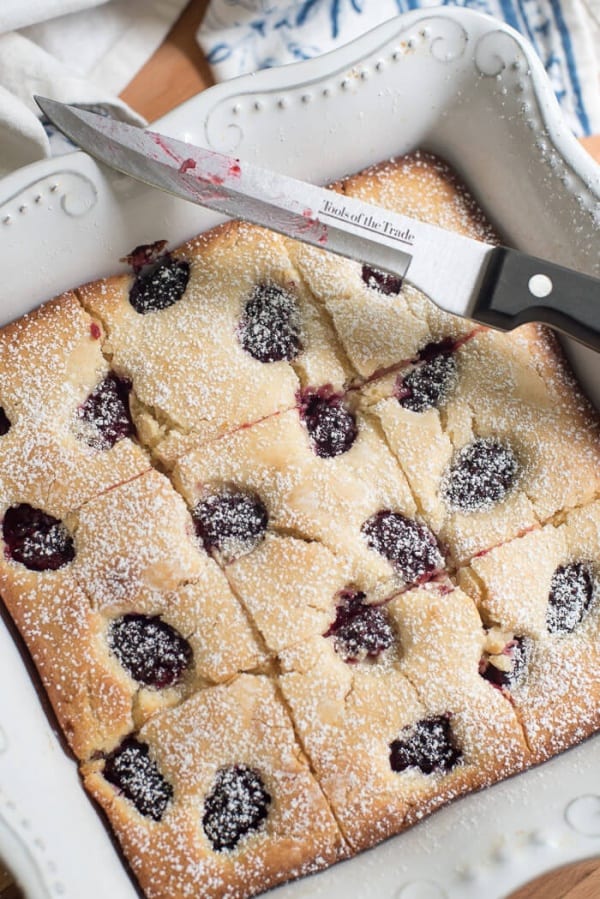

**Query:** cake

left=1, top=151, right=599, bottom=899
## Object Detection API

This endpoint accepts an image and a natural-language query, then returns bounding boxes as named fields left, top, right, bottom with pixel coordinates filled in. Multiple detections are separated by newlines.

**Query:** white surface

left=0, top=9, right=599, bottom=899
left=0, top=0, right=108, bottom=33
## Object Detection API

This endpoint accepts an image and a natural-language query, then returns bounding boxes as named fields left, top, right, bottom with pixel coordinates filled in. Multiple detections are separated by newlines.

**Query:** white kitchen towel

left=198, top=0, right=600, bottom=138
left=0, top=0, right=188, bottom=177
left=0, top=0, right=110, bottom=34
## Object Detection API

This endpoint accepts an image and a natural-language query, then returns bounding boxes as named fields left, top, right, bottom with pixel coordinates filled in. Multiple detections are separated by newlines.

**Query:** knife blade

left=35, top=97, right=600, bottom=352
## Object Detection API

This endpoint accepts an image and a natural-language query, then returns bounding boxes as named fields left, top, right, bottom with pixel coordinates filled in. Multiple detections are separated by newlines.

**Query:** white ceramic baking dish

left=0, top=8, right=599, bottom=899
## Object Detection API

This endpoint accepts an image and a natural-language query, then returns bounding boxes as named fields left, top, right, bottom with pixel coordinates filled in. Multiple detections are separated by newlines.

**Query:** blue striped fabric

left=198, top=0, right=600, bottom=137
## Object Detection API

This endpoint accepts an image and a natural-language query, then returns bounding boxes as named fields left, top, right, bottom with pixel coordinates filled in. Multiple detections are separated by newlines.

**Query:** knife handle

left=473, top=247, right=600, bottom=351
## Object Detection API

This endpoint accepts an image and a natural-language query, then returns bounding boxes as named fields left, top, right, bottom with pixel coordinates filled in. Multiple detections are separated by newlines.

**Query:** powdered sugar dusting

left=202, top=764, right=271, bottom=851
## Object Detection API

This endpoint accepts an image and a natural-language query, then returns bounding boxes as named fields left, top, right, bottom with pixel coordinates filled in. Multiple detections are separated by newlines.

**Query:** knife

left=35, top=97, right=600, bottom=352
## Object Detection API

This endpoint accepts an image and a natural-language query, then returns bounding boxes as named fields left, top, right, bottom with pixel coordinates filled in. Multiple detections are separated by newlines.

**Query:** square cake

left=1, top=150, right=599, bottom=899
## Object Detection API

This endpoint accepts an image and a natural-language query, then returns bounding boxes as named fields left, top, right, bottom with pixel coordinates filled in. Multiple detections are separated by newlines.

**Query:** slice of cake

left=0, top=291, right=150, bottom=515
left=83, top=675, right=345, bottom=899
left=279, top=584, right=528, bottom=851
left=285, top=152, right=495, bottom=379
left=362, top=325, right=600, bottom=564
left=458, top=500, right=600, bottom=762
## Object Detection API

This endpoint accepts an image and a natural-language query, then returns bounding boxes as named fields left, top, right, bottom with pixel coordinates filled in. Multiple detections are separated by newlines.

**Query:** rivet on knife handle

left=473, top=247, right=600, bottom=351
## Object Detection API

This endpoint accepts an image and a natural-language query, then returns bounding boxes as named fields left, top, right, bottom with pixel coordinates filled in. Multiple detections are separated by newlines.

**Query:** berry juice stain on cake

left=192, top=489, right=268, bottom=562
left=103, top=737, right=172, bottom=821
left=480, top=635, right=530, bottom=689
left=547, top=562, right=595, bottom=634
left=361, top=511, right=443, bottom=583
left=129, top=254, right=190, bottom=315
left=238, top=283, right=303, bottom=363
left=361, top=264, right=403, bottom=296
left=395, top=340, right=458, bottom=413
left=77, top=373, right=135, bottom=450
left=108, top=615, right=193, bottom=688
left=442, top=438, right=518, bottom=512
left=122, top=240, right=168, bottom=273
left=389, top=716, right=461, bottom=775
left=2, top=504, right=75, bottom=571
left=0, top=406, right=10, bottom=436
left=325, top=590, right=394, bottom=661
left=298, top=387, right=358, bottom=458
left=203, top=765, right=271, bottom=852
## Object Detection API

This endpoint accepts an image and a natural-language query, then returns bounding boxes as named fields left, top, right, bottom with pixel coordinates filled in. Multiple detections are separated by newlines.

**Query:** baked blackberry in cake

left=326, top=589, right=397, bottom=662
left=191, top=486, right=269, bottom=565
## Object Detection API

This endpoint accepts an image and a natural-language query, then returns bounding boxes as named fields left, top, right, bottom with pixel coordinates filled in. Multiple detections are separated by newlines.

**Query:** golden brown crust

left=339, top=151, right=500, bottom=242
left=0, top=562, right=134, bottom=759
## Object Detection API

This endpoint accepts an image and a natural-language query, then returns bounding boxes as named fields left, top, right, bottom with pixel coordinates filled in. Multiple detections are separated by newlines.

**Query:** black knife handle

left=473, top=247, right=600, bottom=351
